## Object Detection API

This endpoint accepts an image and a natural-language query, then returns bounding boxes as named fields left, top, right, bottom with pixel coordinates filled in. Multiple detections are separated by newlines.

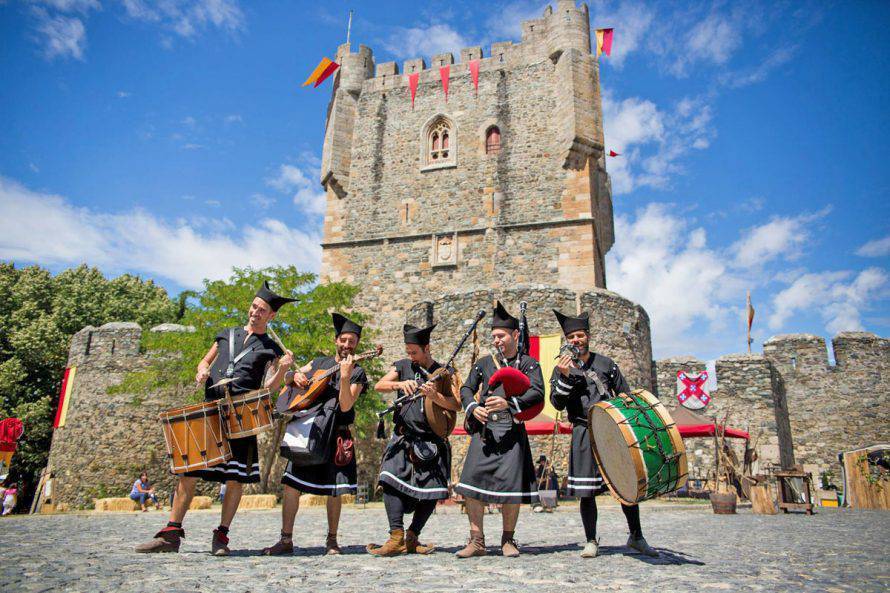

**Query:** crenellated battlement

left=67, top=322, right=142, bottom=367
left=361, top=1, right=595, bottom=87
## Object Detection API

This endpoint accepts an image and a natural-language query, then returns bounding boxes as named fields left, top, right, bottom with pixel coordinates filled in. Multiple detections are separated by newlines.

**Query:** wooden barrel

left=710, top=491, right=738, bottom=514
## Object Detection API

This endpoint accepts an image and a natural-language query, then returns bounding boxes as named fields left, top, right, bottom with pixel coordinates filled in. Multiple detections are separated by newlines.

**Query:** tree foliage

left=114, top=266, right=385, bottom=431
left=0, top=263, right=178, bottom=510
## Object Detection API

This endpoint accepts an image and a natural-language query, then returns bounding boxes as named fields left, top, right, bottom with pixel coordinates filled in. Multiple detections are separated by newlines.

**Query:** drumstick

left=267, top=327, right=290, bottom=357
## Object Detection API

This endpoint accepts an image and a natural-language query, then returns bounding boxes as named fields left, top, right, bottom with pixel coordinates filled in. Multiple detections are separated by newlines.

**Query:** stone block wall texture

left=320, top=3, right=616, bottom=364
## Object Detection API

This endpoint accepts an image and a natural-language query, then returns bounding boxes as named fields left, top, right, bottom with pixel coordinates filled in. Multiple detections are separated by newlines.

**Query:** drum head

left=589, top=405, right=641, bottom=503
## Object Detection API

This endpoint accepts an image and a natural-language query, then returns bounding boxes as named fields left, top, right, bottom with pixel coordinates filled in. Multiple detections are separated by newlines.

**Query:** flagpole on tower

left=346, top=9, right=353, bottom=45
left=746, top=290, right=755, bottom=354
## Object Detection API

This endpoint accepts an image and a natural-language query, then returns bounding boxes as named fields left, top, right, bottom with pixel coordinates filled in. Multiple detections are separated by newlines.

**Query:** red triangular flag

left=408, top=72, right=420, bottom=109
left=468, top=60, right=480, bottom=95
left=602, top=28, right=614, bottom=57
left=608, top=150, right=620, bottom=157
left=313, top=60, right=340, bottom=88
left=440, top=66, right=450, bottom=101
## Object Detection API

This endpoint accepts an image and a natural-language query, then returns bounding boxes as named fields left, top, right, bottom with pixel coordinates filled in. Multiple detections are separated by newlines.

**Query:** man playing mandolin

left=135, top=281, right=295, bottom=555
left=263, top=313, right=369, bottom=556
left=549, top=309, right=658, bottom=558
left=367, top=323, right=462, bottom=556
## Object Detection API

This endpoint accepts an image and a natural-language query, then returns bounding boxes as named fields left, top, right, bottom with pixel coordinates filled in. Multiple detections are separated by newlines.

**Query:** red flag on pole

left=408, top=72, right=419, bottom=109
left=608, top=150, right=620, bottom=157
left=468, top=60, right=480, bottom=95
left=440, top=66, right=450, bottom=101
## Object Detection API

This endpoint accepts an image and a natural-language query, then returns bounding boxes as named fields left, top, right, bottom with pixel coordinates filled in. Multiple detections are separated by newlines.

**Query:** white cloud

left=266, top=163, right=326, bottom=217
left=250, top=193, right=276, bottom=209
left=120, top=0, right=245, bottom=37
left=720, top=45, right=798, bottom=89
left=731, top=209, right=829, bottom=268
left=769, top=268, right=889, bottom=333
left=606, top=202, right=885, bottom=358
left=29, top=162, right=40, bottom=173
left=384, top=23, right=469, bottom=60
left=35, top=13, right=87, bottom=60
left=116, top=90, right=132, bottom=98
left=603, top=92, right=714, bottom=195
left=34, top=0, right=99, bottom=12
left=0, top=176, right=321, bottom=289
left=224, top=114, right=243, bottom=124
left=182, top=143, right=203, bottom=150
left=856, top=235, right=890, bottom=258
left=484, top=1, right=545, bottom=41
left=607, top=203, right=737, bottom=356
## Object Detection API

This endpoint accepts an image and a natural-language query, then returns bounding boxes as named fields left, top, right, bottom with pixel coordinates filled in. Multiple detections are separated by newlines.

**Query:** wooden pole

left=346, top=10, right=353, bottom=45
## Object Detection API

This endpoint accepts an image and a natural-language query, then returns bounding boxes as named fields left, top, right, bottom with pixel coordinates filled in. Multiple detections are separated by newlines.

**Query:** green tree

left=116, top=266, right=385, bottom=430
left=0, top=263, right=178, bottom=511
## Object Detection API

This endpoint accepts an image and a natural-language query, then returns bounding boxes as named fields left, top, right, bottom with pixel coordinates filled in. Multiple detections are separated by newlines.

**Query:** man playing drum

left=453, top=302, right=544, bottom=558
left=549, top=309, right=658, bottom=558
left=262, top=313, right=368, bottom=556
left=136, top=281, right=295, bottom=555
left=367, top=323, right=462, bottom=556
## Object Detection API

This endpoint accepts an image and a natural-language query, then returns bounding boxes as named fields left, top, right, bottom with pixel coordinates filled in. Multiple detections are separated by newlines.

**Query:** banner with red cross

left=677, top=371, right=710, bottom=410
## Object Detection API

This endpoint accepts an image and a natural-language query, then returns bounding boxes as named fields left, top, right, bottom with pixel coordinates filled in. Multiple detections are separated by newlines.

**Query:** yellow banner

left=57, top=366, right=76, bottom=428
left=595, top=29, right=605, bottom=57
left=537, top=334, right=562, bottom=419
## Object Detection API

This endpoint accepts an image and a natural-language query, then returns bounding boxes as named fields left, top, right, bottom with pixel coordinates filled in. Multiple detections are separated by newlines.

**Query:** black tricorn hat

left=255, top=281, right=297, bottom=312
left=332, top=312, right=363, bottom=338
left=491, top=301, right=519, bottom=330
left=553, top=309, right=589, bottom=335
left=403, top=323, right=436, bottom=346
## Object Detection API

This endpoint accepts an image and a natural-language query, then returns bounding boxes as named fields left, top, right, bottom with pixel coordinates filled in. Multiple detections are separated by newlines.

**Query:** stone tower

left=318, top=1, right=635, bottom=374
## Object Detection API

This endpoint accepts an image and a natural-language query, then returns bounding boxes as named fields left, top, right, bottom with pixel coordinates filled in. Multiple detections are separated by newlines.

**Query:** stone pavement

left=0, top=501, right=887, bottom=592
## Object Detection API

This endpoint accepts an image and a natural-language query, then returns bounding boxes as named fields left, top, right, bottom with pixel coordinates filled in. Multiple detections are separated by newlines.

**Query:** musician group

left=136, top=282, right=659, bottom=558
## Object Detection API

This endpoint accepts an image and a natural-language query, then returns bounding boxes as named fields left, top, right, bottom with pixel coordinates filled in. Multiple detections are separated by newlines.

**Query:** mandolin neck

left=315, top=350, right=376, bottom=381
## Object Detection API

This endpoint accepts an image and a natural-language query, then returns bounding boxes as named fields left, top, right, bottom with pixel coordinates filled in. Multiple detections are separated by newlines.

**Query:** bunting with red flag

left=440, top=66, right=450, bottom=101
left=608, top=150, right=620, bottom=157
left=596, top=28, right=614, bottom=57
left=408, top=72, right=420, bottom=108
left=303, top=57, right=340, bottom=88
left=468, top=59, right=480, bottom=95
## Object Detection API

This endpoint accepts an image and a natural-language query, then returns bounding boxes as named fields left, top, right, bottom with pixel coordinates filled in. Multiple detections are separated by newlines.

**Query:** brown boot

left=501, top=531, right=520, bottom=557
left=211, top=529, right=230, bottom=557
left=325, top=533, right=341, bottom=555
left=135, top=526, right=183, bottom=553
left=262, top=533, right=294, bottom=556
left=455, top=530, right=486, bottom=558
left=367, top=529, right=406, bottom=556
left=405, top=530, right=435, bottom=555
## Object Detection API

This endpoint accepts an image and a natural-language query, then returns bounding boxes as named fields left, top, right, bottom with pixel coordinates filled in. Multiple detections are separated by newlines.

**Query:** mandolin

left=278, top=345, right=383, bottom=413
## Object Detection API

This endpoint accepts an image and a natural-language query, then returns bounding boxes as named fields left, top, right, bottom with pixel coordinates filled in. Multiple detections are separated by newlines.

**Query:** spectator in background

left=2, top=482, right=17, bottom=515
left=130, top=472, right=161, bottom=512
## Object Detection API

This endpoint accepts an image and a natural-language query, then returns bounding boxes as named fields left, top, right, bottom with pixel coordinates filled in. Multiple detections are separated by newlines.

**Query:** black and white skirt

left=378, top=433, right=450, bottom=501
left=454, top=423, right=539, bottom=504
left=567, top=424, right=607, bottom=497
left=184, top=435, right=260, bottom=484
left=281, top=428, right=357, bottom=496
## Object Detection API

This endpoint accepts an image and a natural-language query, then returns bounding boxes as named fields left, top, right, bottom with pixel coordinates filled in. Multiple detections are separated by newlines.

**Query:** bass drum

left=424, top=369, right=462, bottom=438
left=588, top=389, right=688, bottom=505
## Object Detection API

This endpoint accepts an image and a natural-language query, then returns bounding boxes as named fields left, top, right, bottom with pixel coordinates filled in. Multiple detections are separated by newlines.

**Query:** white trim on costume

left=455, top=482, right=540, bottom=498
left=283, top=472, right=357, bottom=492
left=379, top=471, right=448, bottom=494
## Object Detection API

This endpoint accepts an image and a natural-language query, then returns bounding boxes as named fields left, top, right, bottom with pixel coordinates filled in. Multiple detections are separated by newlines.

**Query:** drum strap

left=226, top=328, right=261, bottom=379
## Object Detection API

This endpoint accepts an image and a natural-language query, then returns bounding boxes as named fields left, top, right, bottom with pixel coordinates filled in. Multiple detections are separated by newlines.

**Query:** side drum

left=588, top=389, right=688, bottom=505
left=220, top=389, right=275, bottom=439
left=159, top=402, right=232, bottom=474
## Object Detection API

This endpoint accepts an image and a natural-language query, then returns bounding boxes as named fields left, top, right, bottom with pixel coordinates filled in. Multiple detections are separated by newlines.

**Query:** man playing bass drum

left=549, top=309, right=658, bottom=558
left=367, top=323, right=462, bottom=556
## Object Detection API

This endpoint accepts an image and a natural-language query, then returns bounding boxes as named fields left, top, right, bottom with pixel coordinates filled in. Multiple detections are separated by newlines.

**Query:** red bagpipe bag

left=488, top=367, right=543, bottom=421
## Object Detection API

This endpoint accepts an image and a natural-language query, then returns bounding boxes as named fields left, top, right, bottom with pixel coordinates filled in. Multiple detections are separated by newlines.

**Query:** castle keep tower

left=320, top=2, right=613, bottom=296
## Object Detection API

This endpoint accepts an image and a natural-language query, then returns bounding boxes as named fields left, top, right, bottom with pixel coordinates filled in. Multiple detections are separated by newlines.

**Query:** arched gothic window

left=429, top=119, right=451, bottom=162
left=485, top=126, right=501, bottom=154
left=421, top=115, right=456, bottom=170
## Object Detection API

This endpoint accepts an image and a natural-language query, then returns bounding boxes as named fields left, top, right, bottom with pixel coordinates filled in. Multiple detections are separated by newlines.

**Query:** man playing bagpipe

left=550, top=309, right=658, bottom=558
left=135, top=282, right=295, bottom=555
left=367, top=323, right=462, bottom=556
left=262, top=313, right=369, bottom=556
left=453, top=301, right=544, bottom=558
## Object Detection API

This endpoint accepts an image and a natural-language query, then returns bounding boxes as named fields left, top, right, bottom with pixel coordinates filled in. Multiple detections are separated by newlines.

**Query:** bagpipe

left=376, top=310, right=486, bottom=439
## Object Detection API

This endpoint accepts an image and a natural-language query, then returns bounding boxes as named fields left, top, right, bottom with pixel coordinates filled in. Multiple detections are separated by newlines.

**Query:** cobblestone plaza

left=1, top=502, right=886, bottom=592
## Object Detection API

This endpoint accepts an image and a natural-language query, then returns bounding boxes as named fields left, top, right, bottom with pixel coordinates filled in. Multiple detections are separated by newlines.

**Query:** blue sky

left=1, top=0, right=888, bottom=360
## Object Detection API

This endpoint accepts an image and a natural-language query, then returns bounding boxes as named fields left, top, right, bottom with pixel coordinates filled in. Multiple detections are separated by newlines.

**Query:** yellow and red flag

left=53, top=366, right=77, bottom=428
left=303, top=57, right=340, bottom=88
left=596, top=28, right=614, bottom=57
